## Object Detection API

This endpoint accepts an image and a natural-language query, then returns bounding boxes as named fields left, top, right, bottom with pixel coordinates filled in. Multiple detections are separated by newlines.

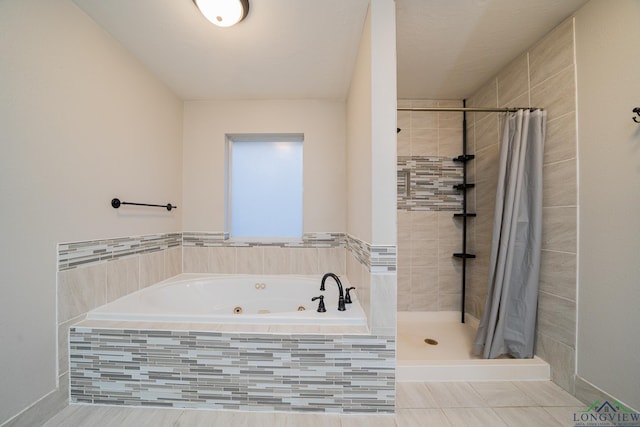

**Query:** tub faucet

left=320, top=272, right=346, bottom=311
left=311, top=295, right=326, bottom=312
left=345, top=287, right=355, bottom=304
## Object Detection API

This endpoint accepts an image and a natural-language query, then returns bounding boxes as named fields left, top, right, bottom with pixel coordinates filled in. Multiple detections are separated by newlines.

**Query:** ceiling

left=396, top=0, right=589, bottom=99
left=72, top=0, right=589, bottom=101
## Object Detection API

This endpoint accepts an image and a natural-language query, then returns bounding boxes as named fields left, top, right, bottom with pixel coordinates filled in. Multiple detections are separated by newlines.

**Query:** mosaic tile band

left=182, top=232, right=345, bottom=248
left=58, top=233, right=181, bottom=271
left=58, top=233, right=397, bottom=273
left=70, top=327, right=395, bottom=413
left=397, top=156, right=463, bottom=211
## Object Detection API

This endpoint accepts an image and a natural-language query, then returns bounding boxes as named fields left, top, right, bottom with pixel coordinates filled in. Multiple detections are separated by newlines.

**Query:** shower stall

left=395, top=99, right=550, bottom=381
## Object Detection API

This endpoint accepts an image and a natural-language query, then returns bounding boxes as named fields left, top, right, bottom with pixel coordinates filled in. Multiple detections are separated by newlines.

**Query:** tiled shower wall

left=396, top=99, right=469, bottom=312
left=466, top=18, right=578, bottom=394
left=181, top=232, right=347, bottom=275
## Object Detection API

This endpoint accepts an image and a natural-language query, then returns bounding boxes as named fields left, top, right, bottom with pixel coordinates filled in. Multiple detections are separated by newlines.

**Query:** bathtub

left=72, top=274, right=395, bottom=413
left=87, top=273, right=366, bottom=326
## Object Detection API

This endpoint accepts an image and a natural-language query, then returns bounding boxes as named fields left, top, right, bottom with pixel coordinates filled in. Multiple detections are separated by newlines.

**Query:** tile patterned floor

left=42, top=380, right=586, bottom=426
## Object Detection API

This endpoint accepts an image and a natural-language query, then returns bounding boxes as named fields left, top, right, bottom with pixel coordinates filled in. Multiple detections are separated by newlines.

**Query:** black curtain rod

left=397, top=107, right=543, bottom=112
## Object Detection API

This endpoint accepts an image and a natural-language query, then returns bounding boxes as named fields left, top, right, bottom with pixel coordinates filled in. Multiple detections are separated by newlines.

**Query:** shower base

left=397, top=311, right=550, bottom=382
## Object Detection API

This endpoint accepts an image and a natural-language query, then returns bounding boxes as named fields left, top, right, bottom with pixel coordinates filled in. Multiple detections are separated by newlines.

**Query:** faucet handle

left=311, top=295, right=326, bottom=312
left=345, top=287, right=355, bottom=304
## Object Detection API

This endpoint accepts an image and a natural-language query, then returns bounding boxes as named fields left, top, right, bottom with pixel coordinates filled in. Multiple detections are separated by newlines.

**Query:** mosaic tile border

left=58, top=233, right=181, bottom=271
left=346, top=235, right=396, bottom=273
left=182, top=232, right=345, bottom=248
left=70, top=327, right=395, bottom=413
left=397, top=156, right=463, bottom=211
left=58, top=232, right=396, bottom=273
left=346, top=234, right=370, bottom=269
left=371, top=246, right=397, bottom=273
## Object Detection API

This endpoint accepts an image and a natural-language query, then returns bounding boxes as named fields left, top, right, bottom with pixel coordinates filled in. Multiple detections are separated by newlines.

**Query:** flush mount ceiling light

left=193, top=0, right=249, bottom=27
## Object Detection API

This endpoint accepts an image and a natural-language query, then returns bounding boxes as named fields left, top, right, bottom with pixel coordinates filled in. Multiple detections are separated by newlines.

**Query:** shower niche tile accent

left=397, top=156, right=463, bottom=212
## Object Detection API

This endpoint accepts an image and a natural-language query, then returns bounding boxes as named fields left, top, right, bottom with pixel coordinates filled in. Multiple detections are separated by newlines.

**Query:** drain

left=297, top=306, right=306, bottom=311
left=233, top=306, right=243, bottom=314
left=424, top=338, right=438, bottom=345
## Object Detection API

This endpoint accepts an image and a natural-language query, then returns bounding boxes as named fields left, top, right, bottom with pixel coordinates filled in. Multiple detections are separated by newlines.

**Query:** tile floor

left=42, top=380, right=586, bottom=426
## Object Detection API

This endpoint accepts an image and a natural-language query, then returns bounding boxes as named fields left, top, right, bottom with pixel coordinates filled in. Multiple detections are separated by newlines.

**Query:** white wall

left=575, top=0, right=640, bottom=410
left=370, top=0, right=397, bottom=246
left=346, top=6, right=373, bottom=243
left=182, top=100, right=346, bottom=234
left=0, top=0, right=183, bottom=423
left=346, top=0, right=397, bottom=246
left=346, top=0, right=397, bottom=336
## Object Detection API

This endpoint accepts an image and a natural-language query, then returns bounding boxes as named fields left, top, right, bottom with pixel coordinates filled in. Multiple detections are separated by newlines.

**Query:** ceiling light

left=193, top=0, right=249, bottom=27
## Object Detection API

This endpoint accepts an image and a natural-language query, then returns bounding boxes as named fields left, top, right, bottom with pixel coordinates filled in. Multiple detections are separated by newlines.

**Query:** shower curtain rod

left=397, top=107, right=543, bottom=112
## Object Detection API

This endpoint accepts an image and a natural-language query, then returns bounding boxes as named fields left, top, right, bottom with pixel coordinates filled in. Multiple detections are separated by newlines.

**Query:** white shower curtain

left=473, top=109, right=546, bottom=359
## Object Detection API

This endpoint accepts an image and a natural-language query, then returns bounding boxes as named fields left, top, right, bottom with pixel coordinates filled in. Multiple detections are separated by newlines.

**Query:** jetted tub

left=87, top=273, right=366, bottom=326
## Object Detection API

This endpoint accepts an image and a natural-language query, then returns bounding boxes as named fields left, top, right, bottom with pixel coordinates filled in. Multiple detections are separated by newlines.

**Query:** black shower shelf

left=453, top=253, right=476, bottom=259
left=454, top=213, right=477, bottom=218
left=453, top=183, right=475, bottom=190
left=452, top=154, right=475, bottom=163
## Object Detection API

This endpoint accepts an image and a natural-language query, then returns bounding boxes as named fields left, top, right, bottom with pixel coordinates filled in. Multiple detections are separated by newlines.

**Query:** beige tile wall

left=182, top=247, right=346, bottom=275
left=58, top=242, right=366, bottom=388
left=181, top=244, right=396, bottom=331
left=183, top=241, right=390, bottom=334
left=346, top=252, right=371, bottom=330
left=466, top=17, right=578, bottom=395
left=56, top=247, right=182, bottom=381
left=397, top=99, right=468, bottom=313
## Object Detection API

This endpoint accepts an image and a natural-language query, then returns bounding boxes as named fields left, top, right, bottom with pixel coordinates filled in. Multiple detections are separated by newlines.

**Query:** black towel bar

left=111, top=198, right=176, bottom=211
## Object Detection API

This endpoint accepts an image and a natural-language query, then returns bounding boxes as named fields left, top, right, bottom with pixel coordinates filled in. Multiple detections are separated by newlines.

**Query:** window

left=227, top=134, right=303, bottom=238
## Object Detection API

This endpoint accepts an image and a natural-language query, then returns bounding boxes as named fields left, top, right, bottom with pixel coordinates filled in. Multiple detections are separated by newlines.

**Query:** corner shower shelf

left=452, top=154, right=475, bottom=163
left=453, top=183, right=475, bottom=190
left=453, top=253, right=476, bottom=259
left=453, top=101, right=475, bottom=324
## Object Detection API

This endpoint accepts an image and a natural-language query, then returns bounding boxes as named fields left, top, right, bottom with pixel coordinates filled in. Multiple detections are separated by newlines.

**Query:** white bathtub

left=87, top=274, right=366, bottom=326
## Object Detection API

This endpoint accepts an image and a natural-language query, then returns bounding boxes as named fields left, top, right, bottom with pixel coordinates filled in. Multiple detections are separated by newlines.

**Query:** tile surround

left=397, top=16, right=580, bottom=406
left=396, top=100, right=468, bottom=313
left=58, top=232, right=396, bottom=276
left=58, top=233, right=181, bottom=271
left=529, top=18, right=575, bottom=88
left=70, top=326, right=395, bottom=413
left=182, top=231, right=344, bottom=248
left=537, top=291, right=576, bottom=349
left=496, top=52, right=530, bottom=107
left=465, top=17, right=579, bottom=400
left=543, top=158, right=577, bottom=207
left=530, top=66, right=576, bottom=120
left=57, top=230, right=397, bottom=416
left=535, top=332, right=576, bottom=394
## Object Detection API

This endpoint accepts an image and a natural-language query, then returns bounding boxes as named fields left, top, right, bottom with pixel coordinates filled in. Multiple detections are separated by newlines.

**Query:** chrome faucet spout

left=320, top=272, right=346, bottom=311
